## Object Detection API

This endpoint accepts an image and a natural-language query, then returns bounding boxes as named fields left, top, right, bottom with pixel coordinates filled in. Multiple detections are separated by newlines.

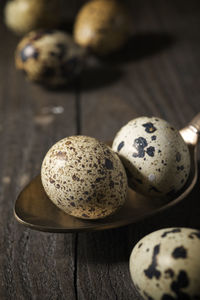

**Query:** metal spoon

left=14, top=114, right=200, bottom=232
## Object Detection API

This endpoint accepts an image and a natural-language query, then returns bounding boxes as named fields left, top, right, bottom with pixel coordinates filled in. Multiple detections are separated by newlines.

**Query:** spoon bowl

left=14, top=115, right=200, bottom=232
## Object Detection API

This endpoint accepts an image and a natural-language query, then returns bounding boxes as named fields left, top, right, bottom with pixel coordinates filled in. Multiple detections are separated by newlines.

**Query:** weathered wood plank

left=0, top=20, right=77, bottom=300
left=77, top=0, right=200, bottom=299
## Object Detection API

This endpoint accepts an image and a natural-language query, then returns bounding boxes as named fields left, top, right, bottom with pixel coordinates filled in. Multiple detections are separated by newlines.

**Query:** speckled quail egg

left=112, top=117, right=191, bottom=197
left=73, top=0, right=132, bottom=55
left=41, top=135, right=127, bottom=219
left=4, top=0, right=60, bottom=35
left=15, top=30, right=85, bottom=87
left=129, top=227, right=200, bottom=300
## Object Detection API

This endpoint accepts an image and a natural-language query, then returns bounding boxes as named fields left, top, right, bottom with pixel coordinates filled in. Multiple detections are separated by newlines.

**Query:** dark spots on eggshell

left=95, top=176, right=106, bottom=183
left=133, top=137, right=147, bottom=158
left=109, top=180, right=115, bottom=188
left=142, top=122, right=157, bottom=133
left=138, top=243, right=143, bottom=248
left=56, top=151, right=67, bottom=160
left=70, top=202, right=75, bottom=207
left=161, top=159, right=167, bottom=166
left=117, top=141, right=124, bottom=152
left=164, top=269, right=174, bottom=278
left=176, top=152, right=181, bottom=162
left=20, top=44, right=39, bottom=62
left=144, top=244, right=161, bottom=280
left=177, top=165, right=184, bottom=171
left=72, top=174, right=80, bottom=181
left=151, top=135, right=157, bottom=141
left=162, top=271, right=190, bottom=299
left=82, top=213, right=89, bottom=218
left=172, top=246, right=187, bottom=259
left=146, top=146, right=155, bottom=157
left=161, top=228, right=181, bottom=238
left=158, top=150, right=162, bottom=153
left=149, top=186, right=161, bottom=193
left=105, top=158, right=114, bottom=170
left=171, top=270, right=190, bottom=299
left=49, top=178, right=55, bottom=184
left=188, top=231, right=200, bottom=239
left=60, top=57, right=79, bottom=77
left=56, top=43, right=67, bottom=60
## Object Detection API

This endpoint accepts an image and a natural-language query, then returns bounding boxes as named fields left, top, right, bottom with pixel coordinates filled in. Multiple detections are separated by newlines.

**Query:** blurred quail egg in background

left=73, top=0, right=132, bottom=55
left=41, top=136, right=128, bottom=219
left=15, top=30, right=86, bottom=87
left=4, top=0, right=60, bottom=35
left=129, top=227, right=200, bottom=299
left=112, top=117, right=191, bottom=197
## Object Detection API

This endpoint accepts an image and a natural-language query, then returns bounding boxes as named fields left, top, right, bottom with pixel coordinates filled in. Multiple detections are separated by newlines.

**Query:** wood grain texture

left=78, top=0, right=200, bottom=299
left=0, top=13, right=77, bottom=300
left=0, top=0, right=200, bottom=299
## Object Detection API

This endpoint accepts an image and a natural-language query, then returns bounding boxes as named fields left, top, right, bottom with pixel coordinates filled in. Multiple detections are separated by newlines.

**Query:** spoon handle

left=189, top=113, right=200, bottom=134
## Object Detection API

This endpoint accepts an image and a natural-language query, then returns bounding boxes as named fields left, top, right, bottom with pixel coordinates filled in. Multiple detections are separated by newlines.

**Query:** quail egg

left=4, top=0, right=60, bottom=35
left=73, top=0, right=132, bottom=55
left=129, top=227, right=200, bottom=299
left=41, top=136, right=127, bottom=219
left=15, top=30, right=85, bottom=87
left=112, top=117, right=191, bottom=197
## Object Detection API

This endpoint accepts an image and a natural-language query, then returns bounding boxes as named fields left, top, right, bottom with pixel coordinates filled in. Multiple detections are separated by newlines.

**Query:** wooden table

left=0, top=1, right=200, bottom=299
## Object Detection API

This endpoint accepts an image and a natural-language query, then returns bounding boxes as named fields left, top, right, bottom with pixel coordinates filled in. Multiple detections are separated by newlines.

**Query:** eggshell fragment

left=112, top=117, right=191, bottom=197
left=41, top=136, right=127, bottom=219
left=129, top=227, right=200, bottom=299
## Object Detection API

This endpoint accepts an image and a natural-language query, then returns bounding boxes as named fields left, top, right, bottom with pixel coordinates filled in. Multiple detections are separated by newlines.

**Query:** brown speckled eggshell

left=73, top=0, right=132, bottom=55
left=15, top=30, right=86, bottom=87
left=112, top=117, right=191, bottom=197
left=41, top=136, right=128, bottom=219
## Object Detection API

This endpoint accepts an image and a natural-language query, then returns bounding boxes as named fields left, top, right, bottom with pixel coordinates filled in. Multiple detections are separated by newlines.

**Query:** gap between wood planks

left=74, top=78, right=81, bottom=300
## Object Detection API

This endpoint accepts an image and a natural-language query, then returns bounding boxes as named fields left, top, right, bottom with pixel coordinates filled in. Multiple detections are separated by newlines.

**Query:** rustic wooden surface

left=0, top=0, right=200, bottom=299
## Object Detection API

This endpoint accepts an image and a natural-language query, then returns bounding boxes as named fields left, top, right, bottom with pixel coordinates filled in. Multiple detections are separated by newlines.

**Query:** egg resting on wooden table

left=129, top=227, right=200, bottom=299
left=15, top=30, right=85, bottom=87
left=73, top=0, right=132, bottom=55
left=4, top=0, right=60, bottom=35
left=41, top=136, right=127, bottom=219
left=112, top=117, right=191, bottom=197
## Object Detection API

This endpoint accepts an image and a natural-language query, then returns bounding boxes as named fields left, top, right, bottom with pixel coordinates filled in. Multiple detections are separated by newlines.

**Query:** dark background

left=0, top=0, right=200, bottom=299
